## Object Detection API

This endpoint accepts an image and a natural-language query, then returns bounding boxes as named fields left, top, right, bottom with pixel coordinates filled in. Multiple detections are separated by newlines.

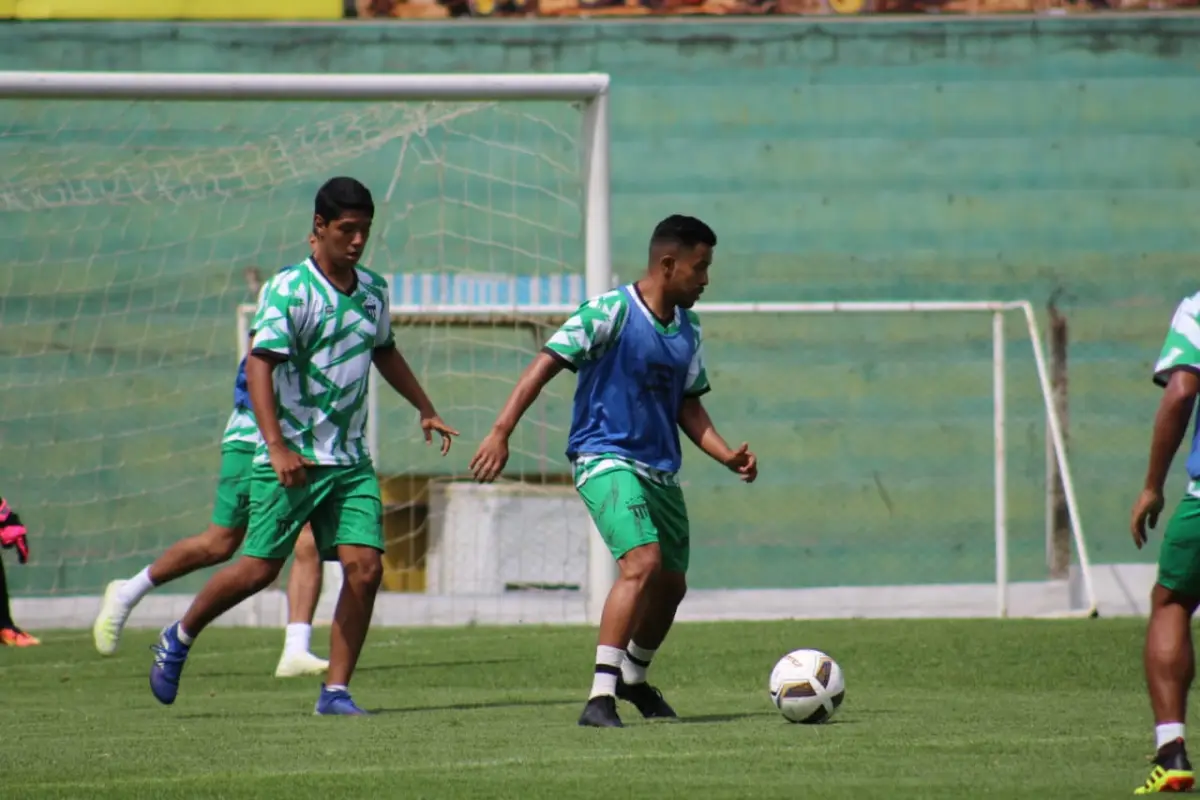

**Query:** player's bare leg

left=148, top=556, right=285, bottom=705
left=325, top=545, right=382, bottom=686
left=580, top=543, right=661, bottom=728
left=1137, top=584, right=1198, bottom=793
left=313, top=544, right=382, bottom=716
left=616, top=570, right=686, bottom=720
left=275, top=525, right=329, bottom=678
left=93, top=523, right=243, bottom=656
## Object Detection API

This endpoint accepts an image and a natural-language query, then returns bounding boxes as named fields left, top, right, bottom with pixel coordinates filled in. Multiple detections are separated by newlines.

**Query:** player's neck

left=633, top=279, right=676, bottom=325
left=311, top=251, right=357, bottom=294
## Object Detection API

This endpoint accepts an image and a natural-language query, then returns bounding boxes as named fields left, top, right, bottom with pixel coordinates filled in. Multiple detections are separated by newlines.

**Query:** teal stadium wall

left=2, top=17, right=1199, bottom=597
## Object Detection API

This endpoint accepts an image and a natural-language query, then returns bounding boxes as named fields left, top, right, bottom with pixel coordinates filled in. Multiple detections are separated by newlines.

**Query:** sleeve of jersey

left=541, top=293, right=626, bottom=372
left=249, top=277, right=296, bottom=360
left=1153, top=299, right=1200, bottom=387
left=374, top=283, right=395, bottom=350
left=684, top=312, right=711, bottom=397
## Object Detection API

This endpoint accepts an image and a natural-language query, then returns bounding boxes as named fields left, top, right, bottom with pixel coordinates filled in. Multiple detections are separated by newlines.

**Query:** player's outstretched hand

left=268, top=443, right=314, bottom=488
left=470, top=431, right=510, bottom=483
left=1131, top=487, right=1164, bottom=549
left=723, top=442, right=757, bottom=484
left=421, top=415, right=460, bottom=456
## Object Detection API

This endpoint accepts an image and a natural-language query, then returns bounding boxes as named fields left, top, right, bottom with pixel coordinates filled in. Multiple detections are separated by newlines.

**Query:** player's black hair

left=314, top=176, right=375, bottom=223
left=649, top=214, right=717, bottom=253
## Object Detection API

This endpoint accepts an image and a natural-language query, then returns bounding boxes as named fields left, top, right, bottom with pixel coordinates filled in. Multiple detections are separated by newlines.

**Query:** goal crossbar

left=0, top=70, right=611, bottom=102
left=236, top=298, right=1098, bottom=620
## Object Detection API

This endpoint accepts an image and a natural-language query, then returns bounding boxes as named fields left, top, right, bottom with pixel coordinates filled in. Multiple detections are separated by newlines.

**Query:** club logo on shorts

left=626, top=500, right=650, bottom=521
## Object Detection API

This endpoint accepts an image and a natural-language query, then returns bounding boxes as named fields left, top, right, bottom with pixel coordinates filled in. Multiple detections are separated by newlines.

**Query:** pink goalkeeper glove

left=0, top=499, right=29, bottom=564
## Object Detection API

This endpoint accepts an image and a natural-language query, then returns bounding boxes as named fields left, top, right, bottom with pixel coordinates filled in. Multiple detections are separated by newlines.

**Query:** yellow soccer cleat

left=1136, top=739, right=1195, bottom=794
left=92, top=580, right=131, bottom=656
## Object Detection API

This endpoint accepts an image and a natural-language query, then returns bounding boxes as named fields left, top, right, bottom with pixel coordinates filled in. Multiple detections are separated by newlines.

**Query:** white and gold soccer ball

left=768, top=648, right=845, bottom=724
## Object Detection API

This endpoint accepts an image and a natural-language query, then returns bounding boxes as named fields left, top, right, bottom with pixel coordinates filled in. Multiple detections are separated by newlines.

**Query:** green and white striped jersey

left=220, top=407, right=259, bottom=447
left=249, top=258, right=394, bottom=466
left=1154, top=291, right=1200, bottom=497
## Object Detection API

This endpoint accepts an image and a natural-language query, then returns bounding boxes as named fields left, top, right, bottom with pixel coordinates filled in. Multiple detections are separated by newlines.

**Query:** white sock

left=175, top=623, right=194, bottom=646
left=589, top=645, right=624, bottom=699
left=1157, top=722, right=1186, bottom=750
left=284, top=623, right=312, bottom=656
left=621, top=641, right=656, bottom=685
left=115, top=567, right=156, bottom=607
left=325, top=683, right=348, bottom=693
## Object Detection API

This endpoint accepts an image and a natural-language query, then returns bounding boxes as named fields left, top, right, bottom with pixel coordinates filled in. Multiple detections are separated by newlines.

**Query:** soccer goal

left=233, top=293, right=1098, bottom=624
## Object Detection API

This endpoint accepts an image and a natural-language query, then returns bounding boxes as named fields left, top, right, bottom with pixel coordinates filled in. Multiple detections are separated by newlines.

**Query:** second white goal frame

left=238, top=298, right=1099, bottom=621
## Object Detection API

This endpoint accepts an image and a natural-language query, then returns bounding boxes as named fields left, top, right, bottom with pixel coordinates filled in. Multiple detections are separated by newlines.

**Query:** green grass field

left=0, top=618, right=1174, bottom=798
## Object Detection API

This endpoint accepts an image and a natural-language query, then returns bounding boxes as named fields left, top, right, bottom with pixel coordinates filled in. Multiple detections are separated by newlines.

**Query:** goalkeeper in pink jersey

left=0, top=496, right=38, bottom=646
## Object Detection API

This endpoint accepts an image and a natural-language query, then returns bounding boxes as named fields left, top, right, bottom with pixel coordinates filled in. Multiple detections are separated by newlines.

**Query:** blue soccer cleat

left=314, top=684, right=369, bottom=716
left=149, top=622, right=190, bottom=705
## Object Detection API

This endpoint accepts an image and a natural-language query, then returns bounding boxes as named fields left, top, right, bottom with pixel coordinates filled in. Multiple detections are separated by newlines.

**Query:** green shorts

left=576, top=467, right=690, bottom=573
left=210, top=443, right=255, bottom=530
left=243, top=461, right=383, bottom=561
left=1157, top=494, right=1200, bottom=597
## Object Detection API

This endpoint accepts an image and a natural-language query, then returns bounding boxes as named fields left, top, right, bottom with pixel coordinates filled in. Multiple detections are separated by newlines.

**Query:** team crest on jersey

left=362, top=299, right=379, bottom=323
left=323, top=305, right=336, bottom=317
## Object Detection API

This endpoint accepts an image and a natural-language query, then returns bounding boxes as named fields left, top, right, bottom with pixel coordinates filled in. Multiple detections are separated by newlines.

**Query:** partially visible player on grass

left=0, top=497, right=37, bottom=646
left=94, top=240, right=327, bottom=678
left=1131, top=291, right=1200, bottom=794
left=470, top=215, right=757, bottom=728
left=147, top=177, right=458, bottom=715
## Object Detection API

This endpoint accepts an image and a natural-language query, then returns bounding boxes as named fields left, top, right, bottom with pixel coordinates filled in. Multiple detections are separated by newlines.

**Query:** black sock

left=0, top=556, right=14, bottom=629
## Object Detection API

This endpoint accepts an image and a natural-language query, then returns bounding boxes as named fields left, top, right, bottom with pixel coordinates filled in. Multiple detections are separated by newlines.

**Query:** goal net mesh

left=0, top=97, right=585, bottom=598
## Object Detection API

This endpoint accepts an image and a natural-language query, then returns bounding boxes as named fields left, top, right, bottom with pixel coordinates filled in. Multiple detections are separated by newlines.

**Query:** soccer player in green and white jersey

left=1131, top=291, right=1200, bottom=794
left=93, top=400, right=329, bottom=677
left=471, top=215, right=757, bottom=727
left=93, top=239, right=328, bottom=678
left=148, top=177, right=458, bottom=715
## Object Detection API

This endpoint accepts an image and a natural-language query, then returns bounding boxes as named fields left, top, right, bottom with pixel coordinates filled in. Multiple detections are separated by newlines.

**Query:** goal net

left=0, top=71, right=612, bottom=627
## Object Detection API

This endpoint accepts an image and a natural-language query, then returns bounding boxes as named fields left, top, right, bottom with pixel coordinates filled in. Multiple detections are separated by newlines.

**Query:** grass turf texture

left=0, top=618, right=1162, bottom=799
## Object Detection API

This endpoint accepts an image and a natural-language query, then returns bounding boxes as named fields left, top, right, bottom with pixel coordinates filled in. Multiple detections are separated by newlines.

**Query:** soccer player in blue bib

left=92, top=246, right=329, bottom=678
left=470, top=215, right=758, bottom=727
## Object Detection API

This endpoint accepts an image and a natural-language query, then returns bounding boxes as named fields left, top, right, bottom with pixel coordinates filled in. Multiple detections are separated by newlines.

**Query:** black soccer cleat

left=616, top=678, right=678, bottom=720
left=578, top=695, right=624, bottom=728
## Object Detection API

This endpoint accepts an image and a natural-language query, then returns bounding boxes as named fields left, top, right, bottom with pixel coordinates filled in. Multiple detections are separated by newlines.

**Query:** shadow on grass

left=674, top=711, right=777, bottom=724
left=370, top=697, right=578, bottom=715
left=196, top=657, right=521, bottom=680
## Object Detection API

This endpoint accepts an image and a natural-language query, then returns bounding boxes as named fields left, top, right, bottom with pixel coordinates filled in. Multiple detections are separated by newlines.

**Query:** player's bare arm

left=371, top=345, right=459, bottom=454
left=678, top=395, right=757, bottom=483
left=1133, top=369, right=1200, bottom=548
left=470, top=352, right=565, bottom=483
left=245, top=351, right=312, bottom=488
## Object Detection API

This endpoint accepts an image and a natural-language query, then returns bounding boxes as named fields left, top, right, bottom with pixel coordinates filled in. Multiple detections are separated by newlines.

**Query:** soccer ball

left=768, top=648, right=845, bottom=724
